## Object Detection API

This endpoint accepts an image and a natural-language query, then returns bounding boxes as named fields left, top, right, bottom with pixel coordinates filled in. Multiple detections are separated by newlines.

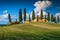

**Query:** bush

left=8, top=22, right=20, bottom=25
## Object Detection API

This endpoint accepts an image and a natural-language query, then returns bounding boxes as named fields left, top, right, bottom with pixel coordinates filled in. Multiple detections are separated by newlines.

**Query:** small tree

left=19, top=9, right=22, bottom=22
left=32, top=10, right=35, bottom=20
left=40, top=9, right=43, bottom=20
left=8, top=14, right=11, bottom=23
left=24, top=8, right=26, bottom=21
left=15, top=19, right=20, bottom=24
left=29, top=14, right=31, bottom=22
left=16, top=19, right=18, bottom=22
left=37, top=15, right=39, bottom=22
left=47, top=12, right=50, bottom=21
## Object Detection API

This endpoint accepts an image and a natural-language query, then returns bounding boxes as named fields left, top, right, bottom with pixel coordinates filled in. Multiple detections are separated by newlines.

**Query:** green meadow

left=0, top=22, right=60, bottom=40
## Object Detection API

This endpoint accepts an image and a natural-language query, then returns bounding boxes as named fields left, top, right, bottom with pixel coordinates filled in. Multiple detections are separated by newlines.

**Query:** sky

left=0, top=0, right=60, bottom=24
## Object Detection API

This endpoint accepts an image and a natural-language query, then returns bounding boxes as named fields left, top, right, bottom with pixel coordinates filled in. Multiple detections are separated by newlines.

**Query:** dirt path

left=31, top=24, right=60, bottom=29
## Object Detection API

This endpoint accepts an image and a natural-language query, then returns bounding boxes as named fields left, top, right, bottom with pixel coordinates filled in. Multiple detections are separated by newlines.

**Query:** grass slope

left=0, top=22, right=60, bottom=40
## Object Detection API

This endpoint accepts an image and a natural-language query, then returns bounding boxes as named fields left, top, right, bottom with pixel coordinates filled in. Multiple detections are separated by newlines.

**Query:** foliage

left=32, top=10, right=35, bottom=20
left=37, top=15, right=39, bottom=22
left=24, top=8, right=26, bottom=21
left=8, top=14, right=11, bottom=23
left=57, top=16, right=60, bottom=22
left=19, top=9, right=22, bottom=22
left=45, top=15, right=46, bottom=22
left=47, top=12, right=50, bottom=21
left=40, top=10, right=43, bottom=20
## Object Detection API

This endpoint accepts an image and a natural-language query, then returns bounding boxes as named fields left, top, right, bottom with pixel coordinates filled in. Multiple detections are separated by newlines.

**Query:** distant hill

left=0, top=24, right=7, bottom=26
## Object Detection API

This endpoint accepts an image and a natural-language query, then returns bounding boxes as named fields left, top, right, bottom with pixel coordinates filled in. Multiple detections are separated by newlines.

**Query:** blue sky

left=0, top=0, right=60, bottom=24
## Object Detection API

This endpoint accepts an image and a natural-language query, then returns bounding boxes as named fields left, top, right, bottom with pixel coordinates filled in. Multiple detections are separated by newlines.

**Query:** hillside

left=0, top=22, right=60, bottom=40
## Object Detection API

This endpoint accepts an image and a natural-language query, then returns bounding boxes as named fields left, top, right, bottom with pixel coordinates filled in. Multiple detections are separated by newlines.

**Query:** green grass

left=0, top=22, right=60, bottom=40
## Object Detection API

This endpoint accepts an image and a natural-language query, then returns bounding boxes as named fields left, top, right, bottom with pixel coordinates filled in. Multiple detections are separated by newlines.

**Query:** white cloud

left=2, top=14, right=8, bottom=18
left=0, top=13, right=8, bottom=22
left=22, top=1, right=52, bottom=21
left=0, top=10, right=8, bottom=22
left=0, top=10, right=18, bottom=22
left=55, top=13, right=60, bottom=17
left=33, top=1, right=51, bottom=16
left=34, top=1, right=51, bottom=10
left=11, top=15, right=18, bottom=19
left=0, top=13, right=8, bottom=19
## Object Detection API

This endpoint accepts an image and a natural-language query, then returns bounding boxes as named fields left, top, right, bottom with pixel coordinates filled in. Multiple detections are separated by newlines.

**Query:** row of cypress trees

left=8, top=8, right=27, bottom=23
left=8, top=8, right=60, bottom=24
left=19, top=8, right=26, bottom=23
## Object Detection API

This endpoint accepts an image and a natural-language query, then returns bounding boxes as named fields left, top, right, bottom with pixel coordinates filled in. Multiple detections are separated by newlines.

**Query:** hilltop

left=0, top=22, right=60, bottom=40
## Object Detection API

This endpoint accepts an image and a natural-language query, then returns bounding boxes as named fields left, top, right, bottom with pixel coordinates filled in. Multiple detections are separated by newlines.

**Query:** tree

left=29, top=14, right=31, bottom=22
left=19, top=9, right=22, bottom=22
left=37, top=15, right=39, bottom=22
left=8, top=14, right=11, bottom=23
left=16, top=19, right=18, bottom=22
left=45, top=15, right=46, bottom=22
left=40, top=9, right=43, bottom=20
left=53, top=17, right=56, bottom=23
left=32, top=10, right=35, bottom=20
left=47, top=12, right=50, bottom=21
left=24, top=8, right=26, bottom=21
left=51, top=14, right=54, bottom=22
left=57, top=16, right=60, bottom=22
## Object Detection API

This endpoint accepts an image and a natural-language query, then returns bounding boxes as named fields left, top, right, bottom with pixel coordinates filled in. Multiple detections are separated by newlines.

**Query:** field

left=0, top=22, right=60, bottom=40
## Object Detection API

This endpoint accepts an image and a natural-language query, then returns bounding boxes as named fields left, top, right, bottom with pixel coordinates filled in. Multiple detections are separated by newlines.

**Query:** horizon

left=0, top=0, right=60, bottom=24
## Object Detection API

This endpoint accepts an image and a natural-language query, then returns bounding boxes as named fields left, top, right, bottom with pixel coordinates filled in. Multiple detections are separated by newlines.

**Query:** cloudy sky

left=0, top=0, right=60, bottom=24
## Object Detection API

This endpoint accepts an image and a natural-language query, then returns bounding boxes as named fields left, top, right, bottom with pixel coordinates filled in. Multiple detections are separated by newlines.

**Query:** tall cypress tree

left=8, top=14, right=11, bottom=23
left=29, top=14, right=31, bottom=22
left=32, top=10, right=35, bottom=20
left=45, top=15, right=46, bottom=22
left=24, top=8, right=26, bottom=21
left=53, top=17, right=56, bottom=23
left=19, top=9, right=22, bottom=22
left=40, top=9, right=43, bottom=20
left=37, top=15, right=39, bottom=22
left=57, top=16, right=60, bottom=22
left=47, top=12, right=50, bottom=21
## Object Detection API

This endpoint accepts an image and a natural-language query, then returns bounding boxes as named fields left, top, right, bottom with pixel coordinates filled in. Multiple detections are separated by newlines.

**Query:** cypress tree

left=24, top=8, right=26, bottom=21
left=45, top=15, right=46, bottom=22
left=8, top=14, right=11, bottom=23
left=47, top=12, right=50, bottom=21
left=53, top=17, right=56, bottom=23
left=19, top=9, right=22, bottom=22
left=29, top=14, right=31, bottom=22
left=57, top=16, right=60, bottom=22
left=40, top=9, right=43, bottom=20
left=37, top=15, right=39, bottom=22
left=51, top=14, right=54, bottom=22
left=32, top=10, right=35, bottom=20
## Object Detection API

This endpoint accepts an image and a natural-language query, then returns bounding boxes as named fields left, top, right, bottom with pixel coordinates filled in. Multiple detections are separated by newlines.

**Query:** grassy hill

left=0, top=22, right=60, bottom=40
